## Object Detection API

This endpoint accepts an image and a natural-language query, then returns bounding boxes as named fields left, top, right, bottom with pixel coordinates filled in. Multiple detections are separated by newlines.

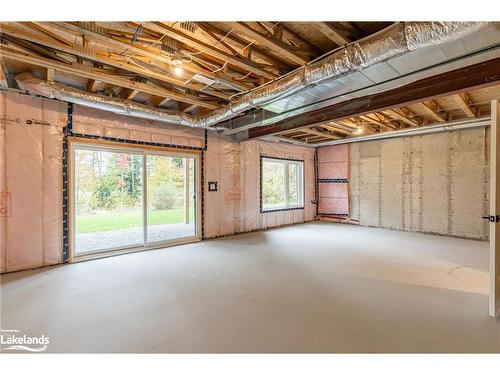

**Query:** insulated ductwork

left=15, top=22, right=492, bottom=130
left=14, top=73, right=226, bottom=130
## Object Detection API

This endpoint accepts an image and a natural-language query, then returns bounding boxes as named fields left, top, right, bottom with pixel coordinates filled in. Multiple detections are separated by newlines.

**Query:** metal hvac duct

left=15, top=22, right=492, bottom=130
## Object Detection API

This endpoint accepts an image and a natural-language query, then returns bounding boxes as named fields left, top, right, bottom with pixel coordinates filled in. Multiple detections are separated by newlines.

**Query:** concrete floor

left=1, top=222, right=499, bottom=353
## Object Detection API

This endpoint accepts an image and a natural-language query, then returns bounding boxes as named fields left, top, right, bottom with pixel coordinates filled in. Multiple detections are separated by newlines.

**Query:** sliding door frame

left=68, top=139, right=202, bottom=262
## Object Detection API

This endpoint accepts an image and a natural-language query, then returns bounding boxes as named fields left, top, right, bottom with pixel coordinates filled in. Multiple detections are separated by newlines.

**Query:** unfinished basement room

left=1, top=4, right=500, bottom=367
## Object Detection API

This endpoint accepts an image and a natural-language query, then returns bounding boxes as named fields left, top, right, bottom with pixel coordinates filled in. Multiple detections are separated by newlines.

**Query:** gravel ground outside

left=75, top=223, right=195, bottom=253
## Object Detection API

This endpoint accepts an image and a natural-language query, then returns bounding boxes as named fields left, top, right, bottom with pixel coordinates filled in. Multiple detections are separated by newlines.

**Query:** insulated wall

left=204, top=134, right=316, bottom=238
left=317, top=144, right=349, bottom=218
left=0, top=92, right=67, bottom=273
left=347, top=128, right=490, bottom=240
left=0, top=92, right=316, bottom=273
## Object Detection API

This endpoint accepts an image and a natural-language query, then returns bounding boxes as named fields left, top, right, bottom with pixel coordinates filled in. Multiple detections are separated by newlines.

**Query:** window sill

left=261, top=206, right=305, bottom=213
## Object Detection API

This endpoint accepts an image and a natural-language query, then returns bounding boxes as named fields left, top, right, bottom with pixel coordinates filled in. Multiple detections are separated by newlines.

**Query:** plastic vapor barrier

left=1, top=92, right=317, bottom=272
left=204, top=134, right=316, bottom=238
left=72, top=105, right=206, bottom=148
left=0, top=92, right=66, bottom=272
left=317, top=145, right=350, bottom=219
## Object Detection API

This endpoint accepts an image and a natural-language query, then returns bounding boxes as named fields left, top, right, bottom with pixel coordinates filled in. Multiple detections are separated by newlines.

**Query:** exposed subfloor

left=1, top=222, right=499, bottom=353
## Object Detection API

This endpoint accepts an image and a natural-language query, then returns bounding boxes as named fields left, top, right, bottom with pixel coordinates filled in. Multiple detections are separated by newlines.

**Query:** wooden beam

left=228, top=22, right=309, bottom=66
left=315, top=23, right=350, bottom=46
left=261, top=22, right=322, bottom=57
left=148, top=96, right=171, bottom=107
left=0, top=47, right=219, bottom=109
left=358, top=114, right=395, bottom=130
left=383, top=108, right=420, bottom=127
left=87, top=79, right=98, bottom=93
left=0, top=24, right=231, bottom=101
left=301, top=127, right=340, bottom=140
left=54, top=22, right=251, bottom=92
left=453, top=93, right=477, bottom=118
left=421, top=100, right=447, bottom=122
left=182, top=104, right=198, bottom=113
left=247, top=57, right=500, bottom=138
left=46, top=68, right=55, bottom=82
left=28, top=22, right=72, bottom=45
left=318, top=123, right=353, bottom=136
left=0, top=58, right=16, bottom=89
left=143, top=22, right=276, bottom=80
left=0, top=58, right=9, bottom=89
left=120, top=88, right=139, bottom=100
left=197, top=23, right=291, bottom=73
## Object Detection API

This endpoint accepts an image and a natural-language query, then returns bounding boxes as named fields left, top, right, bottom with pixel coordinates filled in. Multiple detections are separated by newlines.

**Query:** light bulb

left=173, top=66, right=183, bottom=76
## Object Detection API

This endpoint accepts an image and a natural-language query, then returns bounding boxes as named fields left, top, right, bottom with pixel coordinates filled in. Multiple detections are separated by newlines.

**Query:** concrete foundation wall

left=349, top=128, right=490, bottom=240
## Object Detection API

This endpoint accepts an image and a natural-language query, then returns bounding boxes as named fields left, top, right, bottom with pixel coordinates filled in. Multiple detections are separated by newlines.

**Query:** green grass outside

left=76, top=207, right=194, bottom=234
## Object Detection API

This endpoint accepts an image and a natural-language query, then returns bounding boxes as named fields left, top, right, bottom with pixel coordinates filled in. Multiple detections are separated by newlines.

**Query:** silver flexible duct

left=15, top=22, right=492, bottom=130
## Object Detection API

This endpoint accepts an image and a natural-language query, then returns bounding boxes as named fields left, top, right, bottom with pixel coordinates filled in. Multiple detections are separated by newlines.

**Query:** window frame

left=260, top=155, right=305, bottom=213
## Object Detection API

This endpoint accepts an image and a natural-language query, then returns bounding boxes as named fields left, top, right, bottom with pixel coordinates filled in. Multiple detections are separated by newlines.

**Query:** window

left=261, top=157, right=304, bottom=212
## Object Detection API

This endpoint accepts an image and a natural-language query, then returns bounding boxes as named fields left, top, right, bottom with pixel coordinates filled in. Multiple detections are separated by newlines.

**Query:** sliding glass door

left=71, top=143, right=200, bottom=258
left=146, top=154, right=196, bottom=244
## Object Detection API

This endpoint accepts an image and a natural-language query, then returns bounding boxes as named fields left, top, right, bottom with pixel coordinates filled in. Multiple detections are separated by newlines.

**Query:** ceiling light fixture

left=354, top=126, right=364, bottom=135
left=173, top=66, right=184, bottom=76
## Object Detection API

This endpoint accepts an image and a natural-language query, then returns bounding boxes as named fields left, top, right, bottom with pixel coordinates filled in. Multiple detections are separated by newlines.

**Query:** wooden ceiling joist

left=421, top=100, right=447, bottom=122
left=383, top=107, right=420, bottom=127
left=315, top=22, right=350, bottom=46
left=0, top=47, right=219, bottom=109
left=142, top=22, right=276, bottom=80
left=147, top=96, right=171, bottom=107
left=87, top=79, right=98, bottom=93
left=227, top=22, right=309, bottom=66
left=53, top=22, right=251, bottom=92
left=248, top=56, right=500, bottom=139
left=358, top=114, right=396, bottom=130
left=196, top=22, right=292, bottom=73
left=318, top=123, right=353, bottom=136
left=0, top=59, right=9, bottom=89
left=452, top=93, right=477, bottom=118
left=301, top=127, right=341, bottom=140
left=0, top=24, right=231, bottom=101
left=120, top=88, right=139, bottom=100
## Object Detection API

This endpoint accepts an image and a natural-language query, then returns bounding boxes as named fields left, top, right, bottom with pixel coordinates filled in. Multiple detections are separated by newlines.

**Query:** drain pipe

left=310, top=117, right=491, bottom=147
